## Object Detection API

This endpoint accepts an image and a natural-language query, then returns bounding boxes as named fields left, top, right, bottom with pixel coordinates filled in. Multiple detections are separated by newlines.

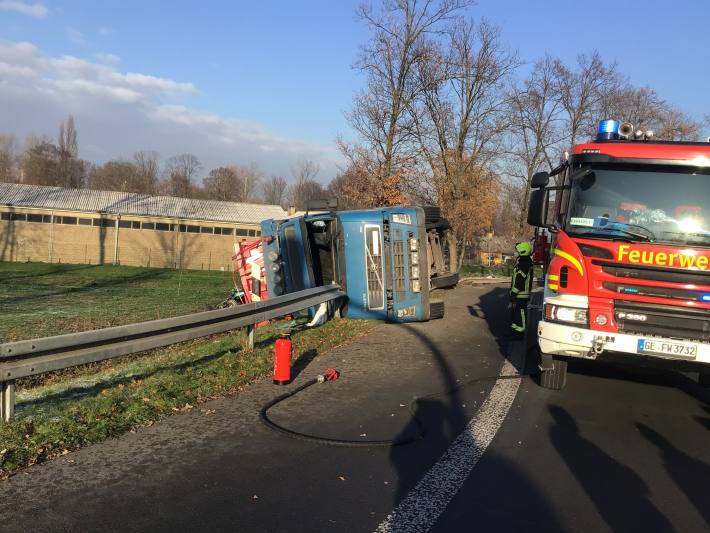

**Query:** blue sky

left=1, top=0, right=708, bottom=182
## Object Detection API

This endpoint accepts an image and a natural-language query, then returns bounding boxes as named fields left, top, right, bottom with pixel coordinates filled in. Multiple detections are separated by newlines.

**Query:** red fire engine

left=528, top=120, right=710, bottom=389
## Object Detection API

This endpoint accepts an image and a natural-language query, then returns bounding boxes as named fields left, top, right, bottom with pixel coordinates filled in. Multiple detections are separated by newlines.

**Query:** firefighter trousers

left=510, top=298, right=528, bottom=337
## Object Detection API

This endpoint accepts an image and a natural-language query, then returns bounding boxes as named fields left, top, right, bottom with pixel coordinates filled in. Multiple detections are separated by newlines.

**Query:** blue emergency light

left=702, top=294, right=710, bottom=302
left=597, top=120, right=620, bottom=141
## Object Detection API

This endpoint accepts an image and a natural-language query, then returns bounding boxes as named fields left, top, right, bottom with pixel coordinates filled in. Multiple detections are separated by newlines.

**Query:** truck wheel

left=426, top=217, right=451, bottom=231
left=429, top=299, right=445, bottom=320
left=422, top=206, right=441, bottom=223
left=540, top=356, right=567, bottom=390
left=699, top=372, right=710, bottom=387
left=431, top=272, right=459, bottom=289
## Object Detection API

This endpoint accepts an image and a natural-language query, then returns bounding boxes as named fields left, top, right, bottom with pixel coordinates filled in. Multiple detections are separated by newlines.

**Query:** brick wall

left=0, top=208, right=259, bottom=270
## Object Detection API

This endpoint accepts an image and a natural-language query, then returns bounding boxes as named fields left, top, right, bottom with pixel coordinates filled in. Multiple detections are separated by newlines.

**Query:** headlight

left=267, top=251, right=279, bottom=262
left=412, top=279, right=421, bottom=292
left=411, top=266, right=420, bottom=279
left=409, top=238, right=418, bottom=251
left=410, top=251, right=418, bottom=265
left=544, top=303, right=588, bottom=325
left=270, top=262, right=281, bottom=272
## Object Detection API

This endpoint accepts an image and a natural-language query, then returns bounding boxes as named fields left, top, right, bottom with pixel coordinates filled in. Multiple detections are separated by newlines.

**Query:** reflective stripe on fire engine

left=553, top=248, right=584, bottom=277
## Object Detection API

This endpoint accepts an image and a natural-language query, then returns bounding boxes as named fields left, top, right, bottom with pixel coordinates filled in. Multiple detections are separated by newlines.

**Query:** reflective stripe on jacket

left=510, top=257, right=533, bottom=300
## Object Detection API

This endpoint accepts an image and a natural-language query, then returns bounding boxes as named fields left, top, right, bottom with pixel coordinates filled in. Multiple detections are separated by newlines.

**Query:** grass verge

left=0, top=318, right=377, bottom=478
left=0, top=262, right=233, bottom=342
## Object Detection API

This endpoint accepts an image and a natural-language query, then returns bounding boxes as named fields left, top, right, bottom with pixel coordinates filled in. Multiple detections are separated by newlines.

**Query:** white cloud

left=0, top=39, right=341, bottom=179
left=98, top=26, right=116, bottom=36
left=65, top=27, right=86, bottom=46
left=94, top=52, right=120, bottom=64
left=0, top=0, right=47, bottom=18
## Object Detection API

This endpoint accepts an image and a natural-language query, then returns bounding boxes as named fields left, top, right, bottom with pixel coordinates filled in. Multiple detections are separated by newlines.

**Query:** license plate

left=637, top=338, right=698, bottom=359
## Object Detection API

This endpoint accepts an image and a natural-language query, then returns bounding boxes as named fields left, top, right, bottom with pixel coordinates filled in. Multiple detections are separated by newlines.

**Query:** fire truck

left=528, top=120, right=710, bottom=389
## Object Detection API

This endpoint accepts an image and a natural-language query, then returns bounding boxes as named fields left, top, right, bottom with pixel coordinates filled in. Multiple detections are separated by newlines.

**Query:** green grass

left=0, top=261, right=379, bottom=477
left=0, top=317, right=377, bottom=477
left=0, top=262, right=234, bottom=342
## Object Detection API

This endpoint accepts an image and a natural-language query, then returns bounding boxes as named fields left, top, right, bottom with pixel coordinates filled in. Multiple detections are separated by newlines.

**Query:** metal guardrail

left=0, top=284, right=346, bottom=422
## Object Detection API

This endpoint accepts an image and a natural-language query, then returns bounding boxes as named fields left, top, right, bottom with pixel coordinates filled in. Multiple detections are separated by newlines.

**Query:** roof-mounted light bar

left=596, top=120, right=656, bottom=142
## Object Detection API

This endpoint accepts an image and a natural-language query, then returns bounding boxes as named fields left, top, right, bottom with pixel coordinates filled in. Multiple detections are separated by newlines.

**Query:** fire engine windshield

left=564, top=166, right=710, bottom=247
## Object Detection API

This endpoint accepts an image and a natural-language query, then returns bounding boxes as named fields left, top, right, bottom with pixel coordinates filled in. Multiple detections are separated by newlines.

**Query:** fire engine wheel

left=422, top=206, right=441, bottom=223
left=429, top=299, right=445, bottom=320
left=540, top=356, right=567, bottom=390
left=431, top=272, right=459, bottom=289
left=699, top=372, right=710, bottom=387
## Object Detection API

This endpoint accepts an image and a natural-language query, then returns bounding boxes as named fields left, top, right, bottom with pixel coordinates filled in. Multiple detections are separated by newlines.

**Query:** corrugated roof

left=0, top=182, right=287, bottom=224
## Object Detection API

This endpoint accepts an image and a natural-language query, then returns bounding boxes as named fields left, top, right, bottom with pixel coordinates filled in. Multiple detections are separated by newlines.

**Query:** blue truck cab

left=261, top=206, right=446, bottom=322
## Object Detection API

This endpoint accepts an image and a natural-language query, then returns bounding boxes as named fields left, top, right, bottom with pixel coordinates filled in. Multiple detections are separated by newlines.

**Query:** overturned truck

left=260, top=204, right=458, bottom=322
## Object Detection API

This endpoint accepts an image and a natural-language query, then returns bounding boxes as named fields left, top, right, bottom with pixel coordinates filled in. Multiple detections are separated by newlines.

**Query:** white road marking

left=374, top=350, right=523, bottom=533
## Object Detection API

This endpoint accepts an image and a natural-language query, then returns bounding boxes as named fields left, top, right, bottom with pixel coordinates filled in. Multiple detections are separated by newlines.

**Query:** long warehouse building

left=0, top=182, right=287, bottom=270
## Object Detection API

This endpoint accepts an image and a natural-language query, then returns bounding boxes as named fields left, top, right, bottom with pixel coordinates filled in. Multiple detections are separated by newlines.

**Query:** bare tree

left=554, top=51, right=619, bottom=145
left=412, top=18, right=518, bottom=263
left=506, top=56, right=564, bottom=232
left=21, top=135, right=59, bottom=187
left=57, top=115, right=84, bottom=188
left=261, top=175, right=288, bottom=206
left=163, top=153, right=201, bottom=198
left=599, top=85, right=702, bottom=140
left=235, top=163, right=262, bottom=202
left=0, top=134, right=18, bottom=183
left=133, top=151, right=160, bottom=194
left=345, top=0, right=471, bottom=198
left=203, top=166, right=241, bottom=201
left=88, top=160, right=138, bottom=192
left=287, top=159, right=325, bottom=210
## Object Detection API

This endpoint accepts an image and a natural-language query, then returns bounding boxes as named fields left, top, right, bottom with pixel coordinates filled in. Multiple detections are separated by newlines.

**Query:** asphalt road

left=1, top=284, right=709, bottom=532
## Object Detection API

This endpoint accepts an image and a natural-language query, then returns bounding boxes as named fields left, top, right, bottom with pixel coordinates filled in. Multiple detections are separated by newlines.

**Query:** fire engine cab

left=528, top=120, right=710, bottom=389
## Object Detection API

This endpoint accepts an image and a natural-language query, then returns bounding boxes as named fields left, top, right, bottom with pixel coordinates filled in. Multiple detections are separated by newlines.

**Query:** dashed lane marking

left=374, top=349, right=523, bottom=533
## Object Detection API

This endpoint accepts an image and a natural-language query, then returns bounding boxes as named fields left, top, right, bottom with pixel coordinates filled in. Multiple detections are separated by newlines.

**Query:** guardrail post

left=246, top=324, right=255, bottom=351
left=0, top=381, right=15, bottom=423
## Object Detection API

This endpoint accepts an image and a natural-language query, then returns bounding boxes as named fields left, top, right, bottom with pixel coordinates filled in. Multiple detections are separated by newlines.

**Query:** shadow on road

left=549, top=405, right=674, bottom=532
left=383, top=286, right=564, bottom=531
left=388, top=324, right=467, bottom=506
left=637, top=423, right=710, bottom=526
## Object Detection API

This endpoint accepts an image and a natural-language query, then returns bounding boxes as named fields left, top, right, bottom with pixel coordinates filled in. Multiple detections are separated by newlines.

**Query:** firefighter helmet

left=515, top=241, right=532, bottom=257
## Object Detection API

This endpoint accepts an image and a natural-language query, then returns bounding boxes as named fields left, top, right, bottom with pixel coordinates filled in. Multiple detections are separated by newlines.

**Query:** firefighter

left=509, top=241, right=533, bottom=340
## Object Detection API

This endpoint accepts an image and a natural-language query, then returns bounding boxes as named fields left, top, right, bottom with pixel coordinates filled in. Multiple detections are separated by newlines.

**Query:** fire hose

left=259, top=368, right=525, bottom=448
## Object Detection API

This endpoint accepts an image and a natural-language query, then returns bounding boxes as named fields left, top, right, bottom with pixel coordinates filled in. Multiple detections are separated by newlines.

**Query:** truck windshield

left=564, top=165, right=710, bottom=248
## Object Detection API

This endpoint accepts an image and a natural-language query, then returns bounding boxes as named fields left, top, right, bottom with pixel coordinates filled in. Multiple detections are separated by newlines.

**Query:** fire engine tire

left=422, top=206, right=441, bottom=223
left=540, top=356, right=567, bottom=390
left=699, top=372, right=710, bottom=387
left=429, top=299, right=445, bottom=320
left=431, top=272, right=459, bottom=289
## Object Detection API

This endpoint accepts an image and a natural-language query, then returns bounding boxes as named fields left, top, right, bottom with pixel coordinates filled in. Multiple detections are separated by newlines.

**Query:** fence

left=0, top=284, right=346, bottom=422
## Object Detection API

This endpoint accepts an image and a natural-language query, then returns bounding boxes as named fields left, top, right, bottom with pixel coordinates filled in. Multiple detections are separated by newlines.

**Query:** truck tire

left=699, top=372, right=710, bottom=387
left=426, top=218, right=451, bottom=231
left=429, top=299, right=445, bottom=320
left=431, top=272, right=459, bottom=289
left=540, top=356, right=567, bottom=390
left=422, top=206, right=441, bottom=223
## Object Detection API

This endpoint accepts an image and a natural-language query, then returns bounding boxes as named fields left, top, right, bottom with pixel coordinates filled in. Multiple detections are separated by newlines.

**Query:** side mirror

left=531, top=171, right=550, bottom=189
left=527, top=188, right=548, bottom=227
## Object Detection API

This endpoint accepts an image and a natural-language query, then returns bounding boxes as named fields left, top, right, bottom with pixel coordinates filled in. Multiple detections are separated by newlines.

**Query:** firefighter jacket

left=510, top=256, right=533, bottom=300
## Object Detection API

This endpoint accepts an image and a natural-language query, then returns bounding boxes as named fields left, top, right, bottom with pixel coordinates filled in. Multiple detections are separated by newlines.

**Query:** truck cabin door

left=279, top=218, right=316, bottom=292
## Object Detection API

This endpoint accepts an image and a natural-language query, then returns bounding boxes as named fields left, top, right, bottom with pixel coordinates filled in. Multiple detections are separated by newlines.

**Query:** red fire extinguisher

left=273, top=332, right=292, bottom=385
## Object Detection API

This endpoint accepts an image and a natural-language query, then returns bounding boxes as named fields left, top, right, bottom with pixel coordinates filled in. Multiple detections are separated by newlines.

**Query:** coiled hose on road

left=259, top=369, right=526, bottom=448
